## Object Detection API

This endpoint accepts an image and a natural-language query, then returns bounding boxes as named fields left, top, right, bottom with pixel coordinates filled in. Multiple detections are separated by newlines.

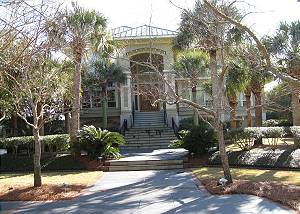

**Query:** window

left=92, top=89, right=101, bottom=108
left=205, top=100, right=213, bottom=108
left=82, top=90, right=91, bottom=108
left=107, top=90, right=116, bottom=107
left=239, top=93, right=246, bottom=107
left=196, top=89, right=205, bottom=105
left=82, top=83, right=117, bottom=108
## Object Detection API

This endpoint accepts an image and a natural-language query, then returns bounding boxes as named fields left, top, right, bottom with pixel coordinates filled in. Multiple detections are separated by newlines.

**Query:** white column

left=120, top=71, right=132, bottom=127
left=163, top=69, right=178, bottom=127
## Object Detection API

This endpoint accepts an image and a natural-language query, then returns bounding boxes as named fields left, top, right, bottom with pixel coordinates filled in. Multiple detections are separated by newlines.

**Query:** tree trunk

left=252, top=82, right=263, bottom=145
left=11, top=113, right=17, bottom=136
left=210, top=49, right=232, bottom=183
left=228, top=95, right=237, bottom=129
left=291, top=87, right=300, bottom=126
left=33, top=103, right=42, bottom=187
left=252, top=81, right=262, bottom=127
left=244, top=86, right=252, bottom=127
left=192, top=85, right=199, bottom=126
left=65, top=112, right=71, bottom=133
left=37, top=102, right=44, bottom=153
left=37, top=103, right=44, bottom=133
left=254, top=91, right=262, bottom=127
left=102, top=86, right=108, bottom=129
left=64, top=102, right=71, bottom=133
left=70, top=50, right=83, bottom=152
left=33, top=128, right=42, bottom=187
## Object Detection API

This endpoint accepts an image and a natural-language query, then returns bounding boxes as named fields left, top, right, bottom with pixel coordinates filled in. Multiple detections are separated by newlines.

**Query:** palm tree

left=236, top=44, right=271, bottom=128
left=226, top=60, right=249, bottom=128
left=244, top=85, right=252, bottom=127
left=62, top=3, right=108, bottom=146
left=266, top=21, right=300, bottom=126
left=173, top=50, right=209, bottom=126
left=251, top=78, right=263, bottom=127
left=174, top=0, right=245, bottom=183
left=60, top=60, right=75, bottom=133
left=86, top=58, right=126, bottom=128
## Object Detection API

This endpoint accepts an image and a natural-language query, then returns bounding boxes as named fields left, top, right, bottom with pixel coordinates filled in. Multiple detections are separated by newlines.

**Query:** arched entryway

left=130, top=52, right=164, bottom=112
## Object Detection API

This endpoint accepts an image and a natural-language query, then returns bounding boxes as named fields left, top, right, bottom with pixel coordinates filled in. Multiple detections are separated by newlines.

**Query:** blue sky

left=74, top=0, right=300, bottom=37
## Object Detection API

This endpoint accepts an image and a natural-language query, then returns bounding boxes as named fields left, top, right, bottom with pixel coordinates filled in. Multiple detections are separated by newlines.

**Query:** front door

left=139, top=84, right=160, bottom=112
left=140, top=94, right=160, bottom=112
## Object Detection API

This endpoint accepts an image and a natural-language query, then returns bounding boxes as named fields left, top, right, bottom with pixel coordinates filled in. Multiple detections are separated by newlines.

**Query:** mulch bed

left=184, top=154, right=209, bottom=168
left=77, top=155, right=104, bottom=171
left=0, top=184, right=87, bottom=201
left=200, top=178, right=300, bottom=212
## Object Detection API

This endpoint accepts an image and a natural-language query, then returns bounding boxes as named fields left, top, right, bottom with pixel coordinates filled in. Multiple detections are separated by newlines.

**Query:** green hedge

left=227, top=126, right=300, bottom=150
left=0, top=134, right=70, bottom=155
left=262, top=119, right=292, bottom=127
left=0, top=154, right=86, bottom=172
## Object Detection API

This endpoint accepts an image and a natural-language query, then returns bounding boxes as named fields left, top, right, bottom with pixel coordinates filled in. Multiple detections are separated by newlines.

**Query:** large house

left=80, top=25, right=265, bottom=130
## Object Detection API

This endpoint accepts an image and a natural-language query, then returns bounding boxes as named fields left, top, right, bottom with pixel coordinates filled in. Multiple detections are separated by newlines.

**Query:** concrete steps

left=103, top=149, right=188, bottom=172
left=122, top=111, right=176, bottom=150
left=133, top=111, right=165, bottom=127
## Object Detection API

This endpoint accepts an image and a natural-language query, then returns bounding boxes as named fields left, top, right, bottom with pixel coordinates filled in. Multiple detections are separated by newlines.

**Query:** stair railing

left=163, top=103, right=167, bottom=126
left=131, top=101, right=135, bottom=127
left=171, top=117, right=179, bottom=138
left=120, top=119, right=128, bottom=136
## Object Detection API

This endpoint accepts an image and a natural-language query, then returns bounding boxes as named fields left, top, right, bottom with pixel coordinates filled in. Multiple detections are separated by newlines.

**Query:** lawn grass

left=0, top=171, right=103, bottom=186
left=193, top=167, right=300, bottom=186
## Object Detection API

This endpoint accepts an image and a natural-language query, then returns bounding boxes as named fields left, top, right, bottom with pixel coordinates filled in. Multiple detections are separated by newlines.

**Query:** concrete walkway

left=0, top=170, right=296, bottom=214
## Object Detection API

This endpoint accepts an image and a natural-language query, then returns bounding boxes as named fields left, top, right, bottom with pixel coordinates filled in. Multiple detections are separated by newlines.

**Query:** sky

left=73, top=0, right=300, bottom=37
left=70, top=0, right=300, bottom=91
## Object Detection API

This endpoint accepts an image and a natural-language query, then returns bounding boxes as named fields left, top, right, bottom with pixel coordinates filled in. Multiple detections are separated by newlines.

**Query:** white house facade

left=80, top=25, right=266, bottom=130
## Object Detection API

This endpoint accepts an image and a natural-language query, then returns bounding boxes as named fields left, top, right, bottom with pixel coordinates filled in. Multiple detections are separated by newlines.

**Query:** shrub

left=228, top=126, right=300, bottom=149
left=42, top=134, right=70, bottom=152
left=169, top=130, right=189, bottom=148
left=179, top=117, right=193, bottom=131
left=262, top=119, right=279, bottom=127
left=184, top=124, right=218, bottom=155
left=227, top=128, right=253, bottom=151
left=0, top=134, right=70, bottom=155
left=290, top=126, right=300, bottom=147
left=263, top=119, right=292, bottom=127
left=78, top=125, right=125, bottom=160
left=0, top=154, right=86, bottom=172
left=174, top=120, right=218, bottom=155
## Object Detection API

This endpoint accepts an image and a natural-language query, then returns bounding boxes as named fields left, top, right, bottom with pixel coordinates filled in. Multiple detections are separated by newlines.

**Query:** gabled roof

left=111, top=25, right=177, bottom=39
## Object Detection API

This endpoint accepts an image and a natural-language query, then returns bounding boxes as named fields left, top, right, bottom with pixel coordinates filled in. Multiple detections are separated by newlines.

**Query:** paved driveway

left=0, top=170, right=296, bottom=214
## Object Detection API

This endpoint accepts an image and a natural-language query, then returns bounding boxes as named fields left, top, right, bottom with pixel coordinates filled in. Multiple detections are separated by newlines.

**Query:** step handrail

left=119, top=119, right=128, bottom=136
left=131, top=101, right=135, bottom=127
left=171, top=117, right=179, bottom=138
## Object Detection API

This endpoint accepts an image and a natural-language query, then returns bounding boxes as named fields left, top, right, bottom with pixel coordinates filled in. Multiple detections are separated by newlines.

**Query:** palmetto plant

left=78, top=125, right=124, bottom=160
